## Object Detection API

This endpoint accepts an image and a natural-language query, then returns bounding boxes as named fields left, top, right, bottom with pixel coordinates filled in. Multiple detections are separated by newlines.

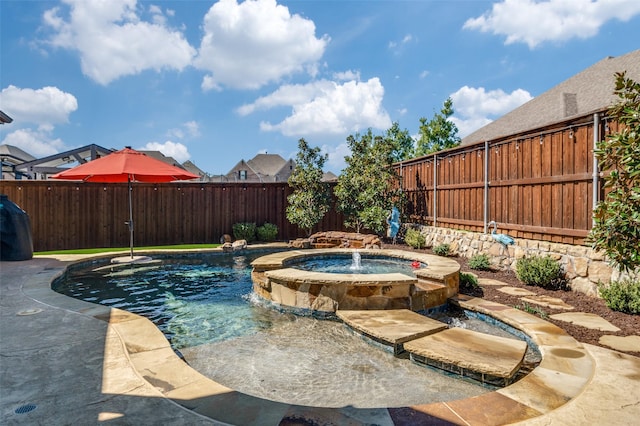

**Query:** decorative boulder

left=232, top=239, right=247, bottom=251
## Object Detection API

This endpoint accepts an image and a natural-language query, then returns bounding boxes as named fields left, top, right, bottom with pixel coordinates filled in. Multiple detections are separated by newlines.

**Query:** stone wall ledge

left=409, top=224, right=633, bottom=298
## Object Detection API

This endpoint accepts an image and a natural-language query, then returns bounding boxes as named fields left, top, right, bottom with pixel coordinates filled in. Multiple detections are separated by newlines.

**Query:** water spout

left=350, top=251, right=362, bottom=271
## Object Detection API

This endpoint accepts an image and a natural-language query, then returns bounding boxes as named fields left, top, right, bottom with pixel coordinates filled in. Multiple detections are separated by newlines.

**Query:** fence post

left=433, top=154, right=437, bottom=227
left=592, top=113, right=600, bottom=227
left=483, top=140, right=489, bottom=233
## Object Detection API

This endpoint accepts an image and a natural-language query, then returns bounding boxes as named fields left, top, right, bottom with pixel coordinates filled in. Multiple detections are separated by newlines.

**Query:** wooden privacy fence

left=396, top=113, right=616, bottom=245
left=0, top=181, right=345, bottom=252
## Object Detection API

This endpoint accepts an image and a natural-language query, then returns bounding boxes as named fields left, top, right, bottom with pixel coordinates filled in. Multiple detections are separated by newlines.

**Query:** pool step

left=336, top=309, right=447, bottom=355
left=411, top=279, right=449, bottom=310
left=338, top=309, right=528, bottom=386
left=404, top=327, right=528, bottom=386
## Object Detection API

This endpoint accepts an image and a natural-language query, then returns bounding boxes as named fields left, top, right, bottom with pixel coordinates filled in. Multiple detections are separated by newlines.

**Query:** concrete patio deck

left=1, top=253, right=639, bottom=425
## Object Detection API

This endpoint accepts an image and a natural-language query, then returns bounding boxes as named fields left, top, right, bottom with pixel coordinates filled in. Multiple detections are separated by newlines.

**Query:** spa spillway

left=251, top=249, right=461, bottom=313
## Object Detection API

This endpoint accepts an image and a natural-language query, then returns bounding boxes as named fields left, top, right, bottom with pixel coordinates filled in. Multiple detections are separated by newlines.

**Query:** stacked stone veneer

left=410, top=225, right=624, bottom=298
left=251, top=249, right=460, bottom=313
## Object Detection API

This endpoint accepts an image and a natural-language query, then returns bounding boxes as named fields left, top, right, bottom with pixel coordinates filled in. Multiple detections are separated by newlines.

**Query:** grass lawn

left=35, top=244, right=221, bottom=255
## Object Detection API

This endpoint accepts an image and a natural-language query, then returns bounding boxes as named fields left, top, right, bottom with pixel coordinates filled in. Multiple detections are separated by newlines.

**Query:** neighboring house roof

left=0, top=110, right=13, bottom=124
left=247, top=154, right=288, bottom=176
left=14, top=144, right=114, bottom=178
left=225, top=153, right=295, bottom=182
left=462, top=49, right=640, bottom=146
left=0, top=144, right=37, bottom=163
left=322, top=171, right=338, bottom=182
left=139, top=150, right=184, bottom=169
left=181, top=160, right=207, bottom=178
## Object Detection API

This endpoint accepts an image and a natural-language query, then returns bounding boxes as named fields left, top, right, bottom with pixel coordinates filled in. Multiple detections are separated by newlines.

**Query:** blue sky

left=1, top=0, right=639, bottom=175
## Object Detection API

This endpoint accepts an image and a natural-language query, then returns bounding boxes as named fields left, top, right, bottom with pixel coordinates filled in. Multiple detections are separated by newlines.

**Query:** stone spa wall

left=409, top=225, right=627, bottom=298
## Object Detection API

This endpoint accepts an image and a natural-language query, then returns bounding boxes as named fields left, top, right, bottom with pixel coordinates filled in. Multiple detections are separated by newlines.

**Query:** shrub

left=256, top=222, right=278, bottom=242
left=468, top=253, right=492, bottom=271
left=232, top=222, right=256, bottom=242
left=460, top=272, right=479, bottom=289
left=599, top=279, right=640, bottom=314
left=404, top=228, right=426, bottom=249
left=516, top=255, right=566, bottom=290
left=433, top=243, right=451, bottom=257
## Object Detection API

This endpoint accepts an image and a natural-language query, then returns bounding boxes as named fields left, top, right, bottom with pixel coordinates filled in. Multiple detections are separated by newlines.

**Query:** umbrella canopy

left=51, top=147, right=198, bottom=183
left=51, top=147, right=199, bottom=260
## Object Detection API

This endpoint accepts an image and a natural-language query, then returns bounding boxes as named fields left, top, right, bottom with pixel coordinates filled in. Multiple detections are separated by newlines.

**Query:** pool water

left=290, top=254, right=422, bottom=276
left=53, top=250, right=537, bottom=408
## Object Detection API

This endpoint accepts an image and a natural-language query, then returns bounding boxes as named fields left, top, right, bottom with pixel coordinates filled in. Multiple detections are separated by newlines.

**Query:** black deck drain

left=15, top=404, right=37, bottom=414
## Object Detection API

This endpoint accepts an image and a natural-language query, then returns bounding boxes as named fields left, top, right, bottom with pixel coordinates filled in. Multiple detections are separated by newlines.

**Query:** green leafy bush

left=588, top=72, right=640, bottom=273
left=599, top=279, right=640, bottom=314
left=256, top=222, right=278, bottom=242
left=460, top=272, right=479, bottom=289
left=404, top=228, right=426, bottom=249
left=469, top=253, right=492, bottom=270
left=232, top=222, right=256, bottom=242
left=433, top=243, right=451, bottom=257
left=516, top=255, right=566, bottom=290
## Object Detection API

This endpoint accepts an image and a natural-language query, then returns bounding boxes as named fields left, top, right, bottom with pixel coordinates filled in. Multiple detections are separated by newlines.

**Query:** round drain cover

left=15, top=404, right=37, bottom=414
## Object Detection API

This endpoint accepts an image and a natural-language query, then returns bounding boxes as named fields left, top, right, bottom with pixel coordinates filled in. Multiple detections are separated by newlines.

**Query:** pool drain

left=15, top=404, right=37, bottom=414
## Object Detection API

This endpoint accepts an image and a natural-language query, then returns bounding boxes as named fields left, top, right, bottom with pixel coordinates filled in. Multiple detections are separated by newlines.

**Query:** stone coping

left=251, top=248, right=460, bottom=279
left=265, top=268, right=417, bottom=286
left=24, top=249, right=606, bottom=425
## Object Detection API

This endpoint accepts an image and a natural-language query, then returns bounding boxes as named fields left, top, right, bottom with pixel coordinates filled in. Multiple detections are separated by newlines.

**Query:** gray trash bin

left=0, top=194, right=34, bottom=261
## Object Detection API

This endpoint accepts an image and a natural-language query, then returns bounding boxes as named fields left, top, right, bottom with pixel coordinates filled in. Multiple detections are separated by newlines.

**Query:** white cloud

left=464, top=0, right=640, bottom=48
left=322, top=142, right=350, bottom=174
left=140, top=141, right=191, bottom=163
left=333, top=70, right=361, bottom=81
left=0, top=85, right=78, bottom=125
left=195, top=0, right=329, bottom=90
left=240, top=78, right=391, bottom=137
left=388, top=34, right=413, bottom=50
left=42, top=0, right=195, bottom=85
left=450, top=85, right=532, bottom=137
left=1, top=128, right=67, bottom=157
left=183, top=121, right=200, bottom=138
left=166, top=121, right=200, bottom=139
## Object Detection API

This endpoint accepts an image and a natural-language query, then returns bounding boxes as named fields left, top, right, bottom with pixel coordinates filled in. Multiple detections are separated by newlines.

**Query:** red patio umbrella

left=51, top=146, right=199, bottom=260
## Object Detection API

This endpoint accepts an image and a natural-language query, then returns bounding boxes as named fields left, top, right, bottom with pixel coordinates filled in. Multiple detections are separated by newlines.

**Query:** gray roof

left=14, top=144, right=113, bottom=177
left=139, top=150, right=184, bottom=169
left=0, top=110, right=13, bottom=124
left=247, top=153, right=288, bottom=176
left=322, top=171, right=338, bottom=182
left=0, top=144, right=36, bottom=162
left=181, top=160, right=207, bottom=177
left=462, top=49, right=640, bottom=145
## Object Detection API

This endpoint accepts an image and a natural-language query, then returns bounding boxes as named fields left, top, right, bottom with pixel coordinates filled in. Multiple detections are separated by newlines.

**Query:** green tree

left=589, top=72, right=640, bottom=273
left=385, top=121, right=415, bottom=162
left=415, top=97, right=461, bottom=156
left=286, top=139, right=332, bottom=236
left=335, top=129, right=404, bottom=234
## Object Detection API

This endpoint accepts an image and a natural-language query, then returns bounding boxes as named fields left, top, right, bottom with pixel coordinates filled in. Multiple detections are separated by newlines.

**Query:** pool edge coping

left=32, top=249, right=600, bottom=425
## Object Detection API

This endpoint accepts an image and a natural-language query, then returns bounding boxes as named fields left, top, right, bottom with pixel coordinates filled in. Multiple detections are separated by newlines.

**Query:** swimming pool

left=53, top=249, right=537, bottom=408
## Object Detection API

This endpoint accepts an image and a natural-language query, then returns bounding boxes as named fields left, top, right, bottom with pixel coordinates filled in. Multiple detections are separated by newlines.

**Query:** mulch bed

left=383, top=243, right=640, bottom=356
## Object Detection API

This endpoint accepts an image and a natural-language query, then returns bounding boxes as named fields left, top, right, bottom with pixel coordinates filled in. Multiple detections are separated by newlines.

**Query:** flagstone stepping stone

left=497, top=286, right=536, bottom=296
left=598, top=335, right=640, bottom=353
left=520, top=295, right=574, bottom=310
left=337, top=309, right=447, bottom=355
left=550, top=312, right=621, bottom=332
left=477, top=278, right=508, bottom=286
left=404, top=328, right=527, bottom=386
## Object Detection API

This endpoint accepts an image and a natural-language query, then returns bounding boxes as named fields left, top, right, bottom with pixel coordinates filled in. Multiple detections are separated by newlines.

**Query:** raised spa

left=251, top=249, right=461, bottom=313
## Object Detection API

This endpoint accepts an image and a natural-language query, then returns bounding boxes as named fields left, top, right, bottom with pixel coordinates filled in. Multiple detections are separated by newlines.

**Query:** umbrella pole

left=128, top=176, right=134, bottom=258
